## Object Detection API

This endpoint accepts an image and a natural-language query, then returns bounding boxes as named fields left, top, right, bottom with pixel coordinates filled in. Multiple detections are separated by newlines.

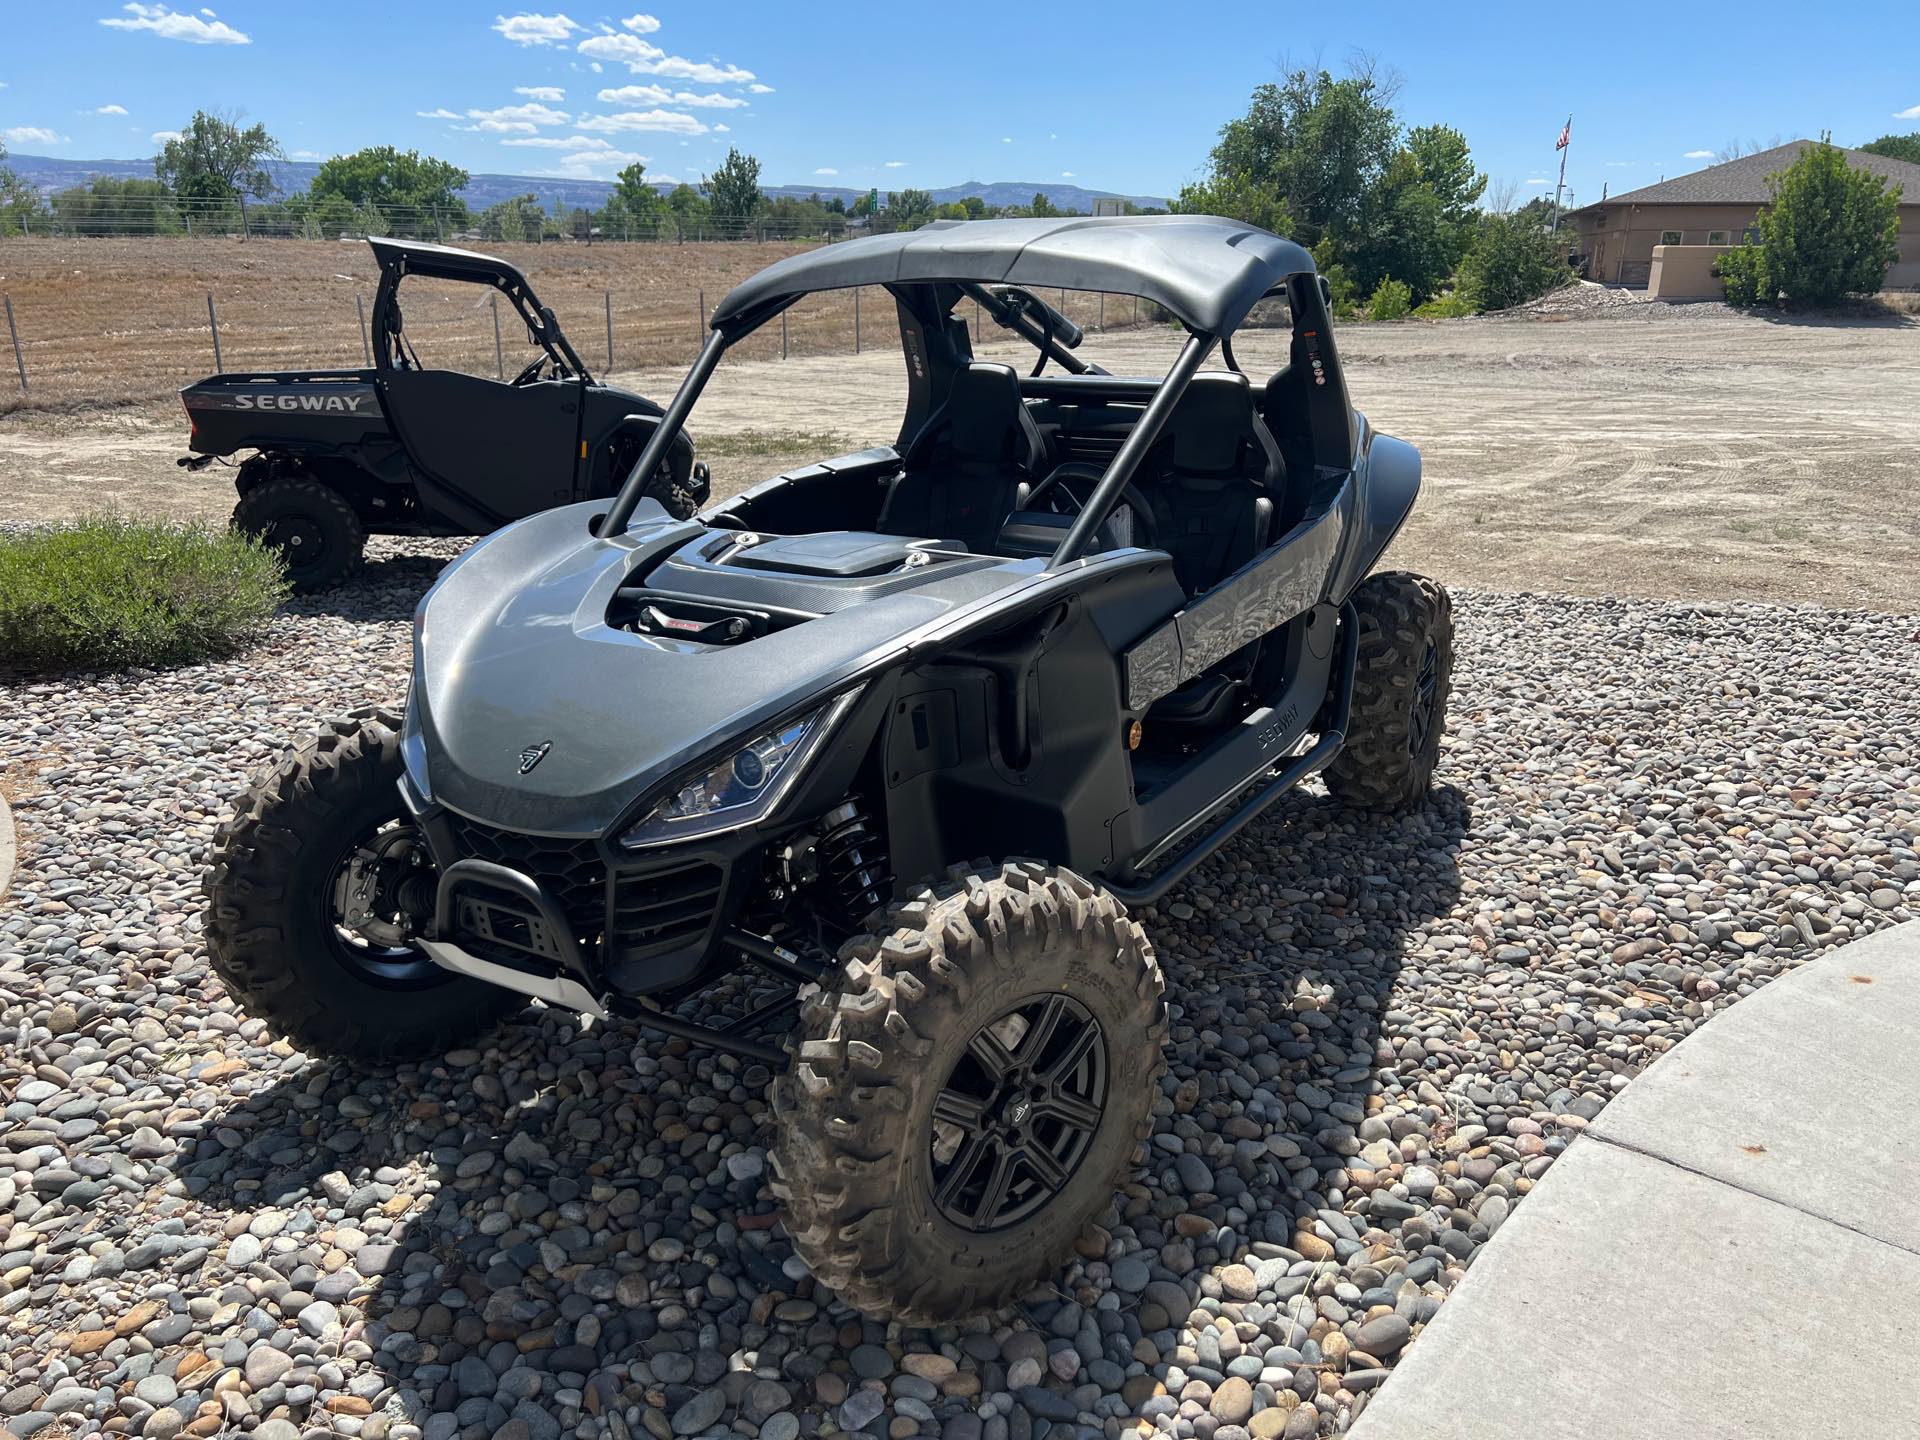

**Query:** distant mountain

left=3, top=154, right=1169, bottom=214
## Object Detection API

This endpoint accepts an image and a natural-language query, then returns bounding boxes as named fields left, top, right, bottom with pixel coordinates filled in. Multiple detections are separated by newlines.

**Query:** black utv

left=178, top=237, right=704, bottom=591
left=204, top=216, right=1453, bottom=1321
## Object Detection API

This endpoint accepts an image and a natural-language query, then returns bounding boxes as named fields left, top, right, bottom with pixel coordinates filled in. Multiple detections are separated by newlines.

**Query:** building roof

left=1569, top=141, right=1920, bottom=216
left=709, top=215, right=1316, bottom=336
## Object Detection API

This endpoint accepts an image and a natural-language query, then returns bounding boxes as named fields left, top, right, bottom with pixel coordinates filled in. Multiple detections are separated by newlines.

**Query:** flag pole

left=1551, top=115, right=1572, bottom=230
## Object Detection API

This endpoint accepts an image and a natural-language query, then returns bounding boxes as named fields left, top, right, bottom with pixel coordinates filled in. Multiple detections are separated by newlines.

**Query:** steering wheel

left=509, top=356, right=549, bottom=387
left=1023, top=462, right=1157, bottom=547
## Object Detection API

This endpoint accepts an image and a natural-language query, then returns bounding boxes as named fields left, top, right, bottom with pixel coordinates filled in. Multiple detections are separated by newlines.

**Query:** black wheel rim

left=263, top=514, right=327, bottom=578
left=928, top=993, right=1109, bottom=1233
left=1409, top=637, right=1440, bottom=757
left=321, top=818, right=442, bottom=988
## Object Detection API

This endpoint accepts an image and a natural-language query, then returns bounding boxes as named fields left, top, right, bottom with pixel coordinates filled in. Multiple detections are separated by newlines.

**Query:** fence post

left=356, top=294, right=372, bottom=366
left=491, top=294, right=504, bottom=379
left=207, top=293, right=224, bottom=371
left=854, top=289, right=861, bottom=354
left=434, top=208, right=444, bottom=242
left=974, top=298, right=982, bottom=344
left=781, top=308, right=788, bottom=360
left=1098, top=293, right=1104, bottom=331
left=604, top=290, right=615, bottom=372
left=696, top=288, right=704, bottom=355
left=4, top=295, right=26, bottom=393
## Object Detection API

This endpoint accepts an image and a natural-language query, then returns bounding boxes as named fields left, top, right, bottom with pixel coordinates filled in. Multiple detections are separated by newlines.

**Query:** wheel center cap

left=1005, top=1096, right=1032, bottom=1126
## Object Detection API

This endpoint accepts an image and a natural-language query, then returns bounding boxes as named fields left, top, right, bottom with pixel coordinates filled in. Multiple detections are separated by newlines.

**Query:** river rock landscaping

left=1, top=542, right=1915, bottom=1440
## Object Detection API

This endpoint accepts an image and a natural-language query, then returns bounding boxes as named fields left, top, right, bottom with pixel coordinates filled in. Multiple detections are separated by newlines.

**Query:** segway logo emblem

left=1008, top=1097, right=1032, bottom=1125
left=517, top=742, right=552, bottom=775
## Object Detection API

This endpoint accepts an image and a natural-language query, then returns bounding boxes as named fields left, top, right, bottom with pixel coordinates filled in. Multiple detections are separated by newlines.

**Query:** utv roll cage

left=598, top=215, right=1355, bottom=559
left=366, top=236, right=593, bottom=383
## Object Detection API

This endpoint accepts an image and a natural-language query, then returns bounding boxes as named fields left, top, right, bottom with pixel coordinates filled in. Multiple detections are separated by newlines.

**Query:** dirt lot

left=2, top=264, right=1917, bottom=609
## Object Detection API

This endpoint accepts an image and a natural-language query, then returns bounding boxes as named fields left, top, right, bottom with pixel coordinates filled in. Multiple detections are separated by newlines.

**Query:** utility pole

left=1550, top=115, right=1573, bottom=231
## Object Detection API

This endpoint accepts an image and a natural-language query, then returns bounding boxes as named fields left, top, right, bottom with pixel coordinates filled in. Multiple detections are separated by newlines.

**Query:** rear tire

left=203, top=705, right=520, bottom=1061
left=233, top=476, right=366, bottom=593
left=1325, top=570, right=1453, bottom=811
left=771, top=862, right=1168, bottom=1322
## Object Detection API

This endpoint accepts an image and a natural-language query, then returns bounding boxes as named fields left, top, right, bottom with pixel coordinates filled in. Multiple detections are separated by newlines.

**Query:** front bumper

left=399, top=775, right=757, bottom=1004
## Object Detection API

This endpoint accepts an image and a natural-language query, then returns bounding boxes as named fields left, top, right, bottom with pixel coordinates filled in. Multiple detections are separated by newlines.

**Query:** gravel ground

left=2, top=543, right=1917, bottom=1440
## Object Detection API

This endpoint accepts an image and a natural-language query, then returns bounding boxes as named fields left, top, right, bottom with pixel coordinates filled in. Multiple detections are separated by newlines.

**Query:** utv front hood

left=408, top=503, right=1004, bottom=836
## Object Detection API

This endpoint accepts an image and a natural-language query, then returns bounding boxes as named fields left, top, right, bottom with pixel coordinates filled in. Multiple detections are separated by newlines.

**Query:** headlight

left=620, top=689, right=861, bottom=848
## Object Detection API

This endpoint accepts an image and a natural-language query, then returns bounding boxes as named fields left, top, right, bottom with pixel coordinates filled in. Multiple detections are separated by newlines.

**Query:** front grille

left=441, top=814, right=607, bottom=944
left=609, top=860, right=724, bottom=962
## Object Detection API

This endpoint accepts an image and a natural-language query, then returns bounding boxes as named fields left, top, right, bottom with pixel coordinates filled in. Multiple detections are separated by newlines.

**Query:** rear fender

left=1327, top=426, right=1420, bottom=601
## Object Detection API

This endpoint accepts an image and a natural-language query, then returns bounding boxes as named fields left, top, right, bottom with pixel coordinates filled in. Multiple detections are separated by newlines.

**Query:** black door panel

left=380, top=372, right=582, bottom=524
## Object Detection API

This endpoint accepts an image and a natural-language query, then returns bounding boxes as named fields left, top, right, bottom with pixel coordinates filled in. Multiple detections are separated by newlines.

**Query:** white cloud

left=493, top=12, right=580, bottom=46
left=713, top=123, right=729, bottom=132
left=99, top=2, right=249, bottom=43
left=457, top=101, right=571, bottom=133
left=1524, top=177, right=1549, bottom=185
left=1001, top=136, right=1012, bottom=143
left=884, top=160, right=906, bottom=168
left=1889, top=103, right=1920, bottom=119
left=814, top=167, right=838, bottom=176
left=417, top=107, right=463, bottom=119
left=1605, top=160, right=1633, bottom=167
left=1683, top=149, right=1714, bottom=159
left=577, top=33, right=756, bottom=85
left=1060, top=170, right=1074, bottom=178
left=748, top=83, right=773, bottom=94
left=543, top=146, right=650, bottom=178
left=4, top=126, right=65, bottom=146
left=515, top=85, right=565, bottom=101
left=151, top=129, right=181, bottom=144
left=95, top=103, right=129, bottom=115
left=597, top=84, right=745, bottom=108
left=619, top=12, right=659, bottom=31
left=499, top=134, right=618, bottom=149
left=289, top=148, right=322, bottom=160
left=574, top=108, right=707, bottom=136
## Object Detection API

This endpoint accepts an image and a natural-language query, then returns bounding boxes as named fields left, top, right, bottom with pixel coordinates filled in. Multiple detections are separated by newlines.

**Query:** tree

left=1726, top=135, right=1902, bottom=307
left=155, top=110, right=281, bottom=225
left=887, top=188, right=935, bottom=228
left=309, top=146, right=468, bottom=237
left=608, top=161, right=661, bottom=224
left=0, top=141, right=42, bottom=235
left=51, top=177, right=179, bottom=235
left=1194, top=62, right=1401, bottom=249
left=1028, top=191, right=1060, bottom=219
left=1859, top=132, right=1920, bottom=166
left=476, top=193, right=545, bottom=243
left=703, top=146, right=764, bottom=231
left=1459, top=208, right=1571, bottom=312
left=665, top=182, right=711, bottom=230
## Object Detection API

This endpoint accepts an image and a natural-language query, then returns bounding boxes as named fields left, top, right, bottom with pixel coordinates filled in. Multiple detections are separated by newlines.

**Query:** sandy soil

left=3, top=302, right=1917, bottom=610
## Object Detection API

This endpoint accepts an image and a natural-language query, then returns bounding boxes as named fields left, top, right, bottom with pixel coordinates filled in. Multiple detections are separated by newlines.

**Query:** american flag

left=1556, top=119, right=1572, bottom=151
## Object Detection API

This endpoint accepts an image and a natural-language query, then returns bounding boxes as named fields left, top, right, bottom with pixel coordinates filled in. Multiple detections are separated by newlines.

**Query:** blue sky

left=3, top=1, right=1917, bottom=203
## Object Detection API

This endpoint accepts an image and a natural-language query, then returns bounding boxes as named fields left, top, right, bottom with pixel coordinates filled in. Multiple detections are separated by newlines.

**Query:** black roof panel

left=710, top=215, right=1315, bottom=335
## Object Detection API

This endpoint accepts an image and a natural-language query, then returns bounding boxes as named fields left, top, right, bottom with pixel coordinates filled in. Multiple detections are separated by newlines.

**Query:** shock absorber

left=815, top=800, right=893, bottom=924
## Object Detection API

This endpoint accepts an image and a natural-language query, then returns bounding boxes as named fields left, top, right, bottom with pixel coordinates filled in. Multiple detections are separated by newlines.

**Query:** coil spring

left=816, top=801, right=893, bottom=924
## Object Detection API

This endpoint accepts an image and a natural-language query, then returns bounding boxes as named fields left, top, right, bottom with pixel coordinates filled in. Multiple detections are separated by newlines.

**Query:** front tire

left=1324, top=570, right=1454, bottom=811
left=233, top=476, right=367, bottom=593
left=771, top=862, right=1168, bottom=1322
left=203, top=706, right=520, bottom=1061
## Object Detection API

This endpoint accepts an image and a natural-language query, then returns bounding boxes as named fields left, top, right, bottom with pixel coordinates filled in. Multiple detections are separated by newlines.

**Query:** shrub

left=0, top=516, right=287, bottom=673
left=1413, top=289, right=1476, bottom=319
left=1716, top=243, right=1773, bottom=306
left=1753, top=135, right=1902, bottom=307
left=1364, top=278, right=1413, bottom=321
left=1459, top=210, right=1573, bottom=312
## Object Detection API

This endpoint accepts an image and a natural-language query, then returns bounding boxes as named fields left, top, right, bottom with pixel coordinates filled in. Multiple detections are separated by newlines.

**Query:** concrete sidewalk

left=1352, top=920, right=1920, bottom=1440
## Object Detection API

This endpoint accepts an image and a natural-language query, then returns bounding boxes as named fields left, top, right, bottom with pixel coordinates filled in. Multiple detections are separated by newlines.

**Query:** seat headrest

left=1166, top=372, right=1256, bottom=474
left=946, top=362, right=1033, bottom=464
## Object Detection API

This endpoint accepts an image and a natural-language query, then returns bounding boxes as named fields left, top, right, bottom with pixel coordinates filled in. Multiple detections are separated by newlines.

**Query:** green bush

left=1459, top=210, right=1573, bottom=312
left=0, top=516, right=288, bottom=673
left=1716, top=243, right=1773, bottom=306
left=1752, top=135, right=1902, bottom=306
left=1413, top=289, right=1476, bottom=319
left=1364, top=278, right=1413, bottom=321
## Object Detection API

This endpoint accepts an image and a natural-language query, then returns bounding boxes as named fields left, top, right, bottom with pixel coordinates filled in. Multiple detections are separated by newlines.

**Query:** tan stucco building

left=1563, top=141, right=1920, bottom=293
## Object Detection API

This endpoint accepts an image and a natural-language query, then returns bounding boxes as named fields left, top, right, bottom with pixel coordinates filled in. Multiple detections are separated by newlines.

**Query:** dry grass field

left=0, top=235, right=1154, bottom=412
left=2, top=235, right=1918, bottom=610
